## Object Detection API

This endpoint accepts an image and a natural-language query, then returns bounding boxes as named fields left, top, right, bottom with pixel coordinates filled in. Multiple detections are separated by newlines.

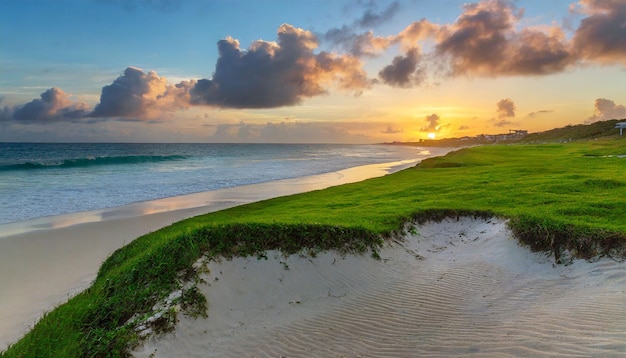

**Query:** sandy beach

left=3, top=157, right=626, bottom=356
left=0, top=159, right=419, bottom=351
left=134, top=218, right=626, bottom=357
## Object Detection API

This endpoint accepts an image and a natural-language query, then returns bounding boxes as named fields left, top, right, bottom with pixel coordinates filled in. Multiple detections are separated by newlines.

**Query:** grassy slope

left=520, top=119, right=622, bottom=143
left=3, top=135, right=625, bottom=357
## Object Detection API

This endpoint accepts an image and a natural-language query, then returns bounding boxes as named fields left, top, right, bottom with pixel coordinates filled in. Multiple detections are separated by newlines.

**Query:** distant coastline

left=382, top=119, right=624, bottom=147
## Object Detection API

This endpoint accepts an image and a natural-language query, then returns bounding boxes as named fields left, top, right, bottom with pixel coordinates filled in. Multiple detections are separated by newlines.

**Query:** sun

left=427, top=132, right=436, bottom=139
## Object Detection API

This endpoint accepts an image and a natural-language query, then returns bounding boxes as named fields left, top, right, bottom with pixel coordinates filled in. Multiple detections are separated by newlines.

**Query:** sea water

left=0, top=143, right=440, bottom=225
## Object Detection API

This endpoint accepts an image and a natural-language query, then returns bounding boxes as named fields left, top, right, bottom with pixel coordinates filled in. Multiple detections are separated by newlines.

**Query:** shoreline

left=0, top=157, right=427, bottom=350
left=0, top=158, right=421, bottom=239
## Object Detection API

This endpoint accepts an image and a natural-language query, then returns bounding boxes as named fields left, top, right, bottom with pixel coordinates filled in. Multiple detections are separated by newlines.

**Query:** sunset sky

left=1, top=0, right=625, bottom=143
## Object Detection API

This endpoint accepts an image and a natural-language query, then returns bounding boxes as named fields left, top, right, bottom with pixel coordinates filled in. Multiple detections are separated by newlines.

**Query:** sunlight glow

left=427, top=133, right=436, bottom=139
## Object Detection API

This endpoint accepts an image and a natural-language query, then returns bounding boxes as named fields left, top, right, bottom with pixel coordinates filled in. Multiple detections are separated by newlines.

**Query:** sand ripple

left=134, top=218, right=626, bottom=357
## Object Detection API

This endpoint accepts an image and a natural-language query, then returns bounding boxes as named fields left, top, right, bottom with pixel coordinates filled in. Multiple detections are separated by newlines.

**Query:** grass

left=2, top=135, right=626, bottom=357
left=519, top=119, right=622, bottom=143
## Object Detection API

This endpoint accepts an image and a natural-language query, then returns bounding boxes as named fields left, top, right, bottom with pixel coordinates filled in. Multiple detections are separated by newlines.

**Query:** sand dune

left=134, top=218, right=626, bottom=357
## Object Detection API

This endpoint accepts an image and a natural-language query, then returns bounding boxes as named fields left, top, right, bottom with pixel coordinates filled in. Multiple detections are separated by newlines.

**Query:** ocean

left=0, top=143, right=440, bottom=225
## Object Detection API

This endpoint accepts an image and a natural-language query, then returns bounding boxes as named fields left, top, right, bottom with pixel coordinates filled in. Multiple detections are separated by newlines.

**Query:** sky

left=1, top=0, right=625, bottom=143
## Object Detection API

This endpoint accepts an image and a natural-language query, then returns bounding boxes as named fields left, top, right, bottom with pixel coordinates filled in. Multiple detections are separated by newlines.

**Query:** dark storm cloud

left=12, top=87, right=89, bottom=123
left=587, top=98, right=626, bottom=123
left=91, top=66, right=192, bottom=119
left=190, top=24, right=370, bottom=109
left=378, top=48, right=424, bottom=87
left=572, top=0, right=626, bottom=65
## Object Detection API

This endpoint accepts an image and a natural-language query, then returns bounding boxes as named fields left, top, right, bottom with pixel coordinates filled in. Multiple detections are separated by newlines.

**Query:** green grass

left=520, top=119, right=623, bottom=143
left=2, top=136, right=626, bottom=357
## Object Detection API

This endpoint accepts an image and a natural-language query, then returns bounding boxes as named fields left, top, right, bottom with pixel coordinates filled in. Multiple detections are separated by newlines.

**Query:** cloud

left=92, top=66, right=193, bottom=119
left=208, top=121, right=370, bottom=143
left=5, top=1, right=626, bottom=132
left=492, top=119, right=517, bottom=127
left=324, top=1, right=400, bottom=57
left=11, top=87, right=90, bottom=123
left=190, top=25, right=369, bottom=109
left=420, top=113, right=442, bottom=132
left=587, top=98, right=626, bottom=122
left=362, top=19, right=439, bottom=88
left=434, top=0, right=574, bottom=76
left=369, top=0, right=625, bottom=82
left=526, top=109, right=554, bottom=118
left=356, top=1, right=401, bottom=28
left=496, top=98, right=516, bottom=118
left=394, top=19, right=441, bottom=51
left=0, top=97, right=11, bottom=122
left=381, top=124, right=403, bottom=134
left=5, top=68, right=193, bottom=123
left=324, top=28, right=394, bottom=57
left=378, top=48, right=425, bottom=87
left=573, top=0, right=626, bottom=65
left=490, top=98, right=519, bottom=127
left=395, top=0, right=626, bottom=77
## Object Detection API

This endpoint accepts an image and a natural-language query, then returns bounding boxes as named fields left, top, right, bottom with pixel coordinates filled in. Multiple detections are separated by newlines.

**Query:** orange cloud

left=587, top=98, right=626, bottom=123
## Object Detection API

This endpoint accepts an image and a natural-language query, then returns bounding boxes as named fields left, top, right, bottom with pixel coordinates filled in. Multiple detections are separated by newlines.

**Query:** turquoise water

left=0, top=143, right=437, bottom=224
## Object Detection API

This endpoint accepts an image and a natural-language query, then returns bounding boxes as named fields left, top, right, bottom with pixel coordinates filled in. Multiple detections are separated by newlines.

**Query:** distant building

left=616, top=122, right=626, bottom=135
left=483, top=129, right=528, bottom=142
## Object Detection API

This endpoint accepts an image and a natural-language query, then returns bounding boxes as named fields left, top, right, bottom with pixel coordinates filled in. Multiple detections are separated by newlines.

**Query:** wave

left=0, top=155, right=189, bottom=171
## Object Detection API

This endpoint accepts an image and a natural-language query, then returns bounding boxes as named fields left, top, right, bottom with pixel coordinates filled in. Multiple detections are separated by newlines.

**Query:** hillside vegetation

left=2, top=121, right=625, bottom=357
left=520, top=119, right=624, bottom=143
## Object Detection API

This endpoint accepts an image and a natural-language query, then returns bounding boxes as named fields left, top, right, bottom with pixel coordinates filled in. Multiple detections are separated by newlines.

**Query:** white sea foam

left=0, top=143, right=448, bottom=224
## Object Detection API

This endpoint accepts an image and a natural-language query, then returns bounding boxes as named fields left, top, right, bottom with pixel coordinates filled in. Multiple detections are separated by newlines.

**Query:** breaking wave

left=0, top=155, right=188, bottom=171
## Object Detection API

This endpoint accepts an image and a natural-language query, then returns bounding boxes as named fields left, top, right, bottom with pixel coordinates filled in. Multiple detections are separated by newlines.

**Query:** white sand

left=134, top=218, right=626, bottom=357
left=0, top=159, right=422, bottom=351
